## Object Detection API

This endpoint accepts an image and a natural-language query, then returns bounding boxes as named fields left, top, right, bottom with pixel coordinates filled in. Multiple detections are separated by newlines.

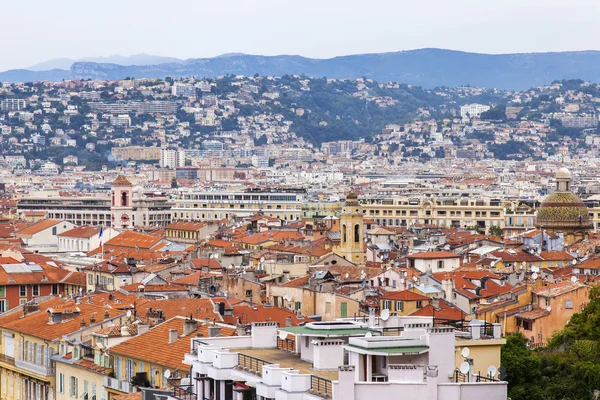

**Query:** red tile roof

left=381, top=290, right=430, bottom=301
left=58, top=225, right=101, bottom=238
left=16, top=219, right=63, bottom=236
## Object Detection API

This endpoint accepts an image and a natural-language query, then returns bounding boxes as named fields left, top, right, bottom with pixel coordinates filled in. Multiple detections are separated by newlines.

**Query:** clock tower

left=111, top=175, right=134, bottom=230
left=338, top=192, right=365, bottom=264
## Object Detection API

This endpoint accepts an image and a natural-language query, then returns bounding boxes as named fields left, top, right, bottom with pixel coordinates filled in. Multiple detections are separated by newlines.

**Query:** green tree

left=487, top=225, right=504, bottom=237
left=501, top=333, right=542, bottom=400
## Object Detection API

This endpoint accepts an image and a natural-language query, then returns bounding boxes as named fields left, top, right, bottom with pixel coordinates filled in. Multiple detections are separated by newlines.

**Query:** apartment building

left=160, top=149, right=185, bottom=168
left=112, top=146, right=161, bottom=161
left=171, top=188, right=307, bottom=221
left=176, top=317, right=506, bottom=400
left=361, top=197, right=505, bottom=230
left=1, top=98, right=26, bottom=111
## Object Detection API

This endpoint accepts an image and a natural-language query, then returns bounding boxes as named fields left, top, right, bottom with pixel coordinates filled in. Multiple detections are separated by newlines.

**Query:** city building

left=337, top=193, right=365, bottom=264
left=111, top=146, right=161, bottom=161
left=1, top=99, right=26, bottom=111
left=16, top=178, right=172, bottom=228
left=460, top=103, right=491, bottom=119
left=178, top=318, right=507, bottom=400
left=160, top=149, right=185, bottom=169
left=171, top=188, right=307, bottom=221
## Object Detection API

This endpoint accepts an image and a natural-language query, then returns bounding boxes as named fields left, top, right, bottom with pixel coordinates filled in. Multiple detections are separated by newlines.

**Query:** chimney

left=137, top=323, right=150, bottom=335
left=208, top=326, right=221, bottom=338
left=284, top=316, right=293, bottom=327
left=23, top=303, right=40, bottom=317
left=368, top=307, right=375, bottom=328
left=90, top=314, right=96, bottom=324
left=80, top=318, right=86, bottom=327
left=169, top=328, right=179, bottom=343
left=104, top=310, right=110, bottom=318
left=183, top=317, right=198, bottom=336
left=121, top=325, right=131, bottom=336
left=431, top=298, right=440, bottom=309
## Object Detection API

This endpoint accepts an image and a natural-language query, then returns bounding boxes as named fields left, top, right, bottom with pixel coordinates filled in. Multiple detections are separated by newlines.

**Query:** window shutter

left=17, top=338, right=21, bottom=360
left=69, top=377, right=72, bottom=397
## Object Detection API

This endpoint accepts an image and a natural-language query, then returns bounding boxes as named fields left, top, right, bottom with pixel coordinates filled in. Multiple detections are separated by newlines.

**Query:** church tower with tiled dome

left=535, top=166, right=591, bottom=245
left=338, top=192, right=365, bottom=264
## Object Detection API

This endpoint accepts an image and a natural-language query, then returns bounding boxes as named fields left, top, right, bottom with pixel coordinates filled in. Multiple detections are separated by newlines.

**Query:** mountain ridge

left=3, top=48, right=600, bottom=89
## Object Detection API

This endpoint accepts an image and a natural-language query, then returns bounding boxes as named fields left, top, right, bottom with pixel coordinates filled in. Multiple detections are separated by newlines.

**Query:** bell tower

left=111, top=175, right=134, bottom=230
left=339, top=192, right=365, bottom=264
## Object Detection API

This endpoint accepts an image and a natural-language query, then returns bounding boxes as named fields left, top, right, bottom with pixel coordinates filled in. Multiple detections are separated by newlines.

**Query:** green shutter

left=340, top=302, right=347, bottom=317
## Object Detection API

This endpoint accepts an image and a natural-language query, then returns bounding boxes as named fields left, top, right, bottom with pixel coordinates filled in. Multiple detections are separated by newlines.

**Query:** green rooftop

left=280, top=326, right=377, bottom=336
left=345, top=344, right=429, bottom=355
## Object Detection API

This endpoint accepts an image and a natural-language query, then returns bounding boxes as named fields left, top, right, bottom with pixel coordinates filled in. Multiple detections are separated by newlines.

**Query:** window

left=342, top=224, right=347, bottom=243
left=566, top=300, right=573, bottom=309
left=437, top=260, right=444, bottom=269
left=52, top=227, right=57, bottom=235
left=20, top=285, right=26, bottom=297
left=0, top=300, right=6, bottom=313
left=522, top=320, right=532, bottom=331
left=32, top=285, right=39, bottom=296
left=88, top=275, right=93, bottom=285
left=0, top=286, right=5, bottom=297
left=52, top=284, right=59, bottom=295
left=245, top=290, right=252, bottom=297
left=69, top=376, right=78, bottom=398
left=416, top=300, right=423, bottom=308
left=354, top=224, right=360, bottom=243
left=294, top=302, right=301, bottom=311
left=340, top=302, right=347, bottom=317
left=125, top=359, right=134, bottom=381
left=395, top=301, right=404, bottom=312
left=383, top=300, right=391, bottom=310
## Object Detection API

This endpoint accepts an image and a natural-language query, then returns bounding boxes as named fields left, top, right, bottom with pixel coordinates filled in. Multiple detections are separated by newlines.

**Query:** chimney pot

left=183, top=318, right=198, bottom=336
left=169, top=328, right=179, bottom=343
left=208, top=326, right=221, bottom=338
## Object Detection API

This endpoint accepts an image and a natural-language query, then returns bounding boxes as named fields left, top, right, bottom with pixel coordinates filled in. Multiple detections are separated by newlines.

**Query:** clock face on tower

left=121, top=214, right=130, bottom=222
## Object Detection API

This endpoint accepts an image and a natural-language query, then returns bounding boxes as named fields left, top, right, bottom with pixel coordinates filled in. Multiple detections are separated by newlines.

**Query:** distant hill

left=4, top=49, right=600, bottom=89
left=26, top=53, right=184, bottom=72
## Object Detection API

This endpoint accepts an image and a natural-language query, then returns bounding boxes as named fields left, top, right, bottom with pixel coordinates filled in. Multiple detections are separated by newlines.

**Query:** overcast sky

left=2, top=0, right=599, bottom=71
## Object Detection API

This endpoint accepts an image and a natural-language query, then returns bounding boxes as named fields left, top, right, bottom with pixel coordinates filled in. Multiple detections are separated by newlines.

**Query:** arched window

left=354, top=224, right=360, bottom=243
left=111, top=191, right=115, bottom=206
left=121, top=191, right=128, bottom=207
left=342, top=224, right=347, bottom=243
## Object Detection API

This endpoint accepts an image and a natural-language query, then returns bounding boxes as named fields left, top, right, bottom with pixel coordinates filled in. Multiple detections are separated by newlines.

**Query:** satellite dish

left=345, top=273, right=350, bottom=279
left=365, top=332, right=373, bottom=338
left=571, top=276, right=577, bottom=283
left=532, top=272, right=538, bottom=280
left=163, top=369, right=171, bottom=379
left=572, top=259, right=577, bottom=265
left=400, top=278, right=405, bottom=284
left=278, top=331, right=288, bottom=340
left=487, top=365, right=497, bottom=377
left=126, top=310, right=132, bottom=318
left=531, top=266, right=539, bottom=273
left=490, top=260, right=497, bottom=267
left=412, top=276, right=418, bottom=282
left=461, top=347, right=470, bottom=358
left=260, top=257, right=265, bottom=263
left=460, top=361, right=470, bottom=374
left=381, top=309, right=390, bottom=321
left=498, top=366, right=507, bottom=380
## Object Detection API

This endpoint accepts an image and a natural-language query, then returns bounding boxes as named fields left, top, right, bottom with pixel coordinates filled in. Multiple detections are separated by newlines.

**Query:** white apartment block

left=160, top=149, right=185, bottom=168
left=173, top=317, right=507, bottom=400
left=171, top=188, right=307, bottom=221
left=460, top=104, right=490, bottom=119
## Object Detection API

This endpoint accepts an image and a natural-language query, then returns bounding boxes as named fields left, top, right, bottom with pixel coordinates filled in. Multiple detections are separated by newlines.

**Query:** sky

left=2, top=0, right=600, bottom=71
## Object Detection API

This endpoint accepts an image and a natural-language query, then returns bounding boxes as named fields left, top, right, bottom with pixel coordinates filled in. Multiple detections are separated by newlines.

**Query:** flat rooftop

left=235, top=348, right=339, bottom=381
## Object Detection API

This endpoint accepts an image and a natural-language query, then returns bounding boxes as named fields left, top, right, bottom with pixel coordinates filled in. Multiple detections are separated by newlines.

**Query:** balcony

left=103, top=376, right=137, bottom=394
left=0, top=354, right=15, bottom=366
left=172, top=385, right=196, bottom=400
left=15, top=359, right=54, bottom=376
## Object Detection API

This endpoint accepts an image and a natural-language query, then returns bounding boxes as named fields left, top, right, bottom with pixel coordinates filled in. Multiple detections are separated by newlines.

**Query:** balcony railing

left=310, top=376, right=333, bottom=398
left=0, top=354, right=15, bottom=366
left=236, top=354, right=272, bottom=376
left=103, top=376, right=137, bottom=393
left=172, top=385, right=196, bottom=400
left=15, top=359, right=53, bottom=376
left=454, top=369, right=501, bottom=383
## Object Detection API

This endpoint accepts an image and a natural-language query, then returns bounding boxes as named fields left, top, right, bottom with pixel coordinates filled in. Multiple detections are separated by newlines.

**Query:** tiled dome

left=536, top=192, right=591, bottom=227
